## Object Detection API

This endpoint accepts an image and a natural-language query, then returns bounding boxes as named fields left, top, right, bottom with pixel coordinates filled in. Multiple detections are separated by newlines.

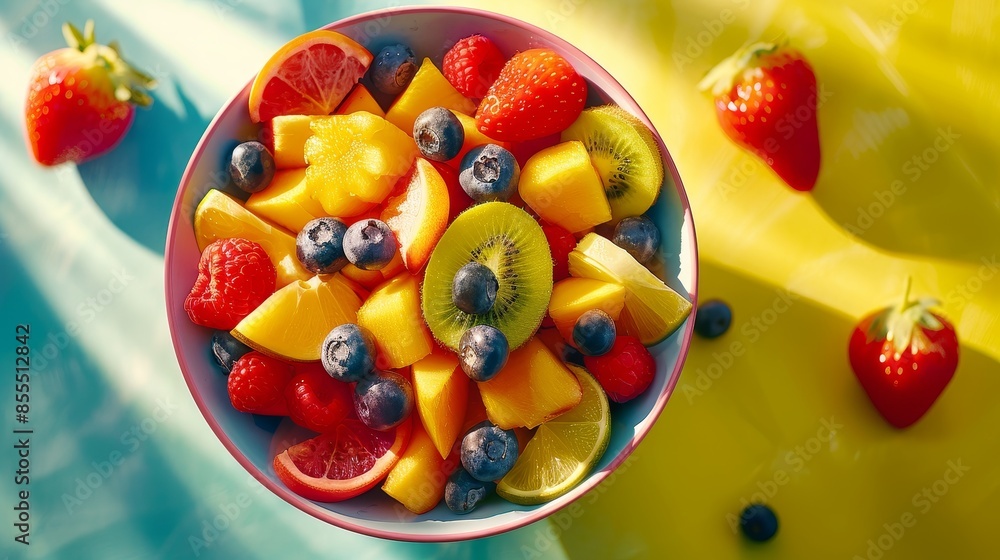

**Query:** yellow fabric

left=455, top=0, right=999, bottom=556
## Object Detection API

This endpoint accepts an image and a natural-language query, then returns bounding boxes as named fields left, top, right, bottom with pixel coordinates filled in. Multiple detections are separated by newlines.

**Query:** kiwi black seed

left=421, top=202, right=553, bottom=351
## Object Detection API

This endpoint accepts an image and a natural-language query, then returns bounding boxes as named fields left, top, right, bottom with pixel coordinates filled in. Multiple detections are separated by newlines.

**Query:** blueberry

left=694, top=300, right=732, bottom=339
left=612, top=216, right=660, bottom=264
left=343, top=219, right=397, bottom=271
left=452, top=262, right=499, bottom=315
left=572, top=309, right=616, bottom=356
left=739, top=504, right=778, bottom=542
left=353, top=371, right=413, bottom=431
left=461, top=421, right=519, bottom=482
left=296, top=217, right=348, bottom=274
left=229, top=141, right=275, bottom=193
left=459, top=144, right=520, bottom=203
left=413, top=107, right=465, bottom=162
left=445, top=468, right=495, bottom=514
left=371, top=44, right=417, bottom=95
left=322, top=324, right=377, bottom=382
left=211, top=331, right=251, bottom=374
left=458, top=325, right=509, bottom=382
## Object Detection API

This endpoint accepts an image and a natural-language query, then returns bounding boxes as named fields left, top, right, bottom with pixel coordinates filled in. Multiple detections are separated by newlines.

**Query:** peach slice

left=412, top=349, right=470, bottom=459
left=381, top=158, right=450, bottom=272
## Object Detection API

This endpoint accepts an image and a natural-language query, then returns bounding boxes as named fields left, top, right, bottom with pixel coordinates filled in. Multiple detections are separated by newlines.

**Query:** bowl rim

left=165, top=4, right=698, bottom=543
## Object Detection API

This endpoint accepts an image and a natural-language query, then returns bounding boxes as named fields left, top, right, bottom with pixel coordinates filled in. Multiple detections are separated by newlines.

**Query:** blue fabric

left=0, top=1, right=566, bottom=558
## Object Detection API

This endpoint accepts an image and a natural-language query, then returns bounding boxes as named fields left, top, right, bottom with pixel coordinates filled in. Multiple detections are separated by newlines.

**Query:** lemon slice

left=568, top=233, right=692, bottom=345
left=232, top=274, right=361, bottom=361
left=497, top=365, right=610, bottom=505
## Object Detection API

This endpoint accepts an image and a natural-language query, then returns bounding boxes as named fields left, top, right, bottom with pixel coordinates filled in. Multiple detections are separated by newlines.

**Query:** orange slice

left=274, top=416, right=412, bottom=502
left=248, top=30, right=373, bottom=123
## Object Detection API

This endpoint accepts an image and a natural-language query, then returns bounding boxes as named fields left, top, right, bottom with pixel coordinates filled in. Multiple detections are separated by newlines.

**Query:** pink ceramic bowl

left=165, top=6, right=697, bottom=542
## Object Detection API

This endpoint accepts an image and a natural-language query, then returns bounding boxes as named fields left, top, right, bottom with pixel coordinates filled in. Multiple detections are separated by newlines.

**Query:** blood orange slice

left=248, top=30, right=373, bottom=123
left=273, top=416, right=412, bottom=502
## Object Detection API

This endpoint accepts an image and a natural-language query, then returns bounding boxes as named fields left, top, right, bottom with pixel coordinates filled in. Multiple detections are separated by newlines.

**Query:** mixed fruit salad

left=182, top=28, right=692, bottom=515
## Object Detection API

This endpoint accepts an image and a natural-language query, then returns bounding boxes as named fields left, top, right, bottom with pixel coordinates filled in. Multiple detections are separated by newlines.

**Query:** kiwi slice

left=561, top=105, right=665, bottom=222
left=422, top=202, right=553, bottom=351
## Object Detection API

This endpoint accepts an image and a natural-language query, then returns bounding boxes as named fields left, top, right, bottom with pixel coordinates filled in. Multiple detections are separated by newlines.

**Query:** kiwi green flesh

left=562, top=106, right=665, bottom=221
left=422, top=202, right=553, bottom=351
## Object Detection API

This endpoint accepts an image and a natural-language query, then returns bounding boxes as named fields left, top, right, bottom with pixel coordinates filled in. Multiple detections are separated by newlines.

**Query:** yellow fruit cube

left=305, top=113, right=418, bottom=217
left=382, top=419, right=449, bottom=514
left=385, top=58, right=476, bottom=135
left=451, top=111, right=510, bottom=164
left=336, top=84, right=385, bottom=117
left=548, top=277, right=627, bottom=343
left=357, top=274, right=434, bottom=369
left=479, top=338, right=583, bottom=429
left=412, top=350, right=470, bottom=459
left=519, top=140, right=612, bottom=233
left=270, top=115, right=327, bottom=169
left=245, top=168, right=325, bottom=232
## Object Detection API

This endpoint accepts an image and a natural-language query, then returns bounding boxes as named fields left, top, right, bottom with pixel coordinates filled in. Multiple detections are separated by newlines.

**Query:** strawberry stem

left=61, top=20, right=156, bottom=107
left=698, top=41, right=781, bottom=96
left=900, top=276, right=913, bottom=311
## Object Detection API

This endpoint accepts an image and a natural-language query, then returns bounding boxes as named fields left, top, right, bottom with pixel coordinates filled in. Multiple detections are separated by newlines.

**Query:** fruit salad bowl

left=165, top=5, right=697, bottom=542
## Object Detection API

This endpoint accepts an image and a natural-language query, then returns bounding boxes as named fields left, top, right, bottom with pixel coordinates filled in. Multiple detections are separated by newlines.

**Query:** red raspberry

left=184, top=238, right=276, bottom=330
left=443, top=34, right=506, bottom=99
left=228, top=352, right=294, bottom=415
left=540, top=222, right=577, bottom=281
left=584, top=336, right=656, bottom=403
left=285, top=363, right=353, bottom=433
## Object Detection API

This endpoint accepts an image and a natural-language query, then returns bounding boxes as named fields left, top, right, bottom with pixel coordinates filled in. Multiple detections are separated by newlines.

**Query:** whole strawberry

left=25, top=20, right=155, bottom=166
left=699, top=43, right=820, bottom=191
left=848, top=280, right=959, bottom=428
left=476, top=49, right=587, bottom=142
left=443, top=34, right=505, bottom=99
